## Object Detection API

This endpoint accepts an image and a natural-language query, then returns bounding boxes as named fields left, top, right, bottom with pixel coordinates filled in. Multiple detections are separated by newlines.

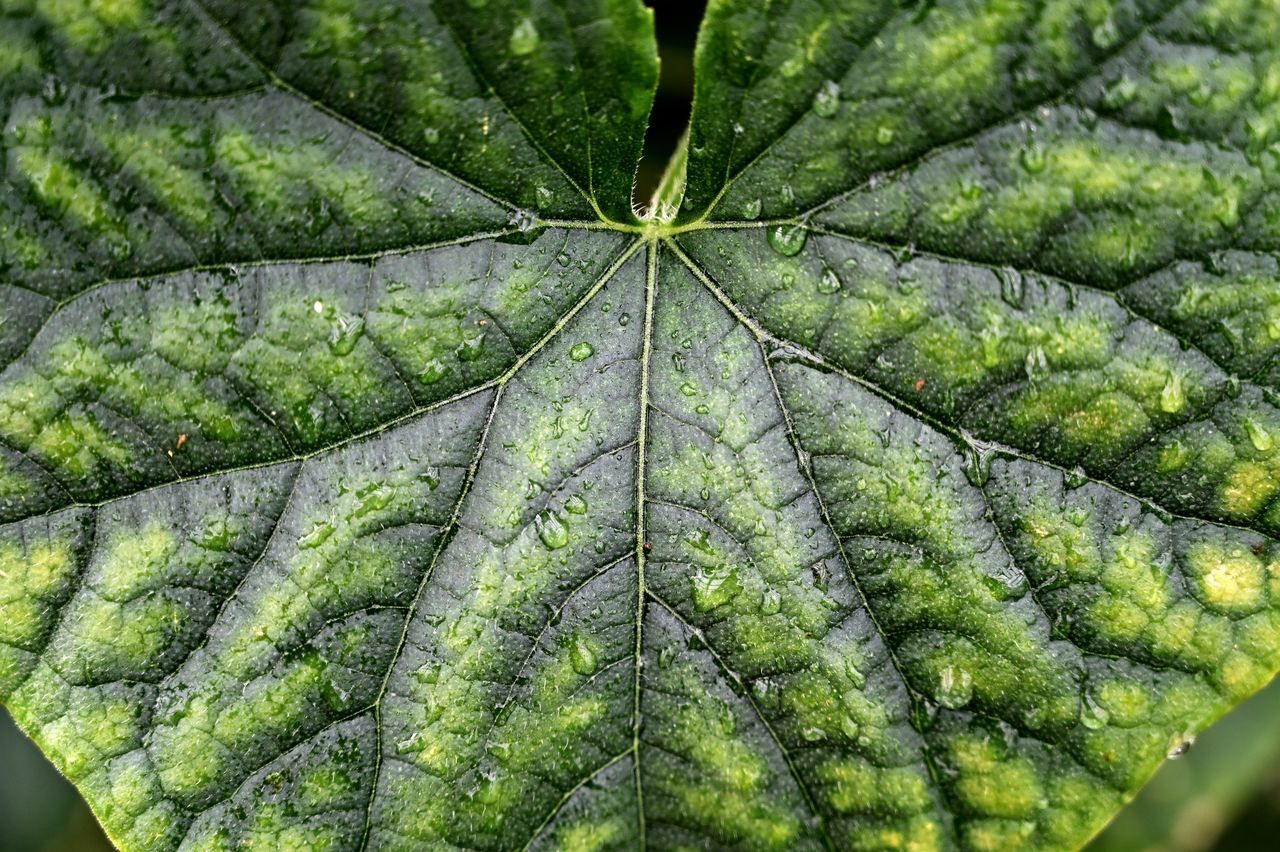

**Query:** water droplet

left=961, top=431, right=997, bottom=487
left=1024, top=345, right=1049, bottom=380
left=568, top=635, right=598, bottom=675
left=1246, top=418, right=1274, bottom=452
left=760, top=589, right=782, bottom=615
left=690, top=563, right=742, bottom=612
left=535, top=186, right=554, bottom=208
left=1167, top=734, right=1195, bottom=759
left=841, top=716, right=861, bottom=739
left=1020, top=142, right=1047, bottom=174
left=41, top=76, right=66, bottom=106
left=817, top=266, right=842, bottom=294
left=801, top=726, right=827, bottom=742
left=680, top=381, right=699, bottom=397
left=618, top=313, right=631, bottom=327
left=423, top=126, right=440, bottom=145
left=1160, top=371, right=1186, bottom=414
left=742, top=198, right=762, bottom=219
left=457, top=332, right=486, bottom=362
left=1091, top=16, right=1119, bottom=49
left=328, top=313, right=364, bottom=356
left=420, top=358, right=448, bottom=384
left=875, top=125, right=895, bottom=145
left=768, top=223, right=808, bottom=257
left=1080, top=690, right=1110, bottom=730
left=982, top=564, right=1029, bottom=601
left=997, top=267, right=1024, bottom=308
left=299, top=519, right=335, bottom=549
left=564, top=494, right=588, bottom=515
left=1064, top=466, right=1090, bottom=489
left=845, top=660, right=867, bottom=690
left=353, top=482, right=395, bottom=518
left=569, top=341, right=594, bottom=361
left=508, top=207, right=537, bottom=233
left=812, top=80, right=840, bottom=118
left=509, top=17, right=539, bottom=55
left=535, top=510, right=569, bottom=550
left=1103, top=75, right=1138, bottom=108
left=934, top=665, right=973, bottom=709
left=201, top=520, right=233, bottom=552
left=684, top=528, right=716, bottom=554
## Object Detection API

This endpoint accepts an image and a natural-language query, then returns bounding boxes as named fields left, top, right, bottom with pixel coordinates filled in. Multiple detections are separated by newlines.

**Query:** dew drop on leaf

left=684, top=528, right=715, bottom=554
left=760, top=588, right=781, bottom=615
left=535, top=510, right=569, bottom=550
left=983, top=564, right=1028, bottom=602
left=510, top=17, right=539, bottom=55
left=1246, top=418, right=1274, bottom=452
left=1080, top=690, right=1111, bottom=730
left=569, top=341, right=594, bottom=361
left=1091, top=16, right=1120, bottom=49
left=299, top=519, right=335, bottom=549
left=564, top=494, right=588, bottom=515
left=457, top=331, right=486, bottom=362
left=817, top=266, right=842, bottom=294
left=508, top=207, right=537, bottom=233
left=996, top=267, right=1024, bottom=308
left=420, top=358, right=448, bottom=384
left=934, top=664, right=973, bottom=709
left=328, top=313, right=364, bottom=356
left=812, top=79, right=840, bottom=118
left=568, top=635, right=598, bottom=675
left=1020, top=142, right=1047, bottom=174
left=961, top=432, right=996, bottom=488
left=845, top=660, right=867, bottom=690
left=1167, top=734, right=1195, bottom=759
left=1065, top=466, right=1090, bottom=490
left=690, top=563, right=742, bottom=611
left=1024, top=345, right=1049, bottom=379
left=768, top=223, right=808, bottom=257
left=1160, top=371, right=1186, bottom=414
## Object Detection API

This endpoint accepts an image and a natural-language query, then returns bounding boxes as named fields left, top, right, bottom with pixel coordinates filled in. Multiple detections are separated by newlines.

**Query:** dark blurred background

left=6, top=2, right=1280, bottom=850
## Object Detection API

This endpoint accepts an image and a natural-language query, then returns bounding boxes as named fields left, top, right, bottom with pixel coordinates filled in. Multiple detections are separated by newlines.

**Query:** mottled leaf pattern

left=2, top=1, right=1279, bottom=850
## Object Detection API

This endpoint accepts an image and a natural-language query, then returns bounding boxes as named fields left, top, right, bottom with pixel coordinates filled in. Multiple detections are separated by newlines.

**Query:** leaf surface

left=2, top=1, right=1280, bottom=850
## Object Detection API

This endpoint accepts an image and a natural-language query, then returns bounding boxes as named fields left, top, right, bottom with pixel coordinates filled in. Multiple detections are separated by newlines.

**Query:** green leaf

left=2, top=1, right=1279, bottom=850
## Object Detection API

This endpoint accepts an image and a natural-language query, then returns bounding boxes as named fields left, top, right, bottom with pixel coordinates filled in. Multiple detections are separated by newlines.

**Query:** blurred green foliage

left=1087, top=675, right=1280, bottom=852
left=1, top=708, right=111, bottom=851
